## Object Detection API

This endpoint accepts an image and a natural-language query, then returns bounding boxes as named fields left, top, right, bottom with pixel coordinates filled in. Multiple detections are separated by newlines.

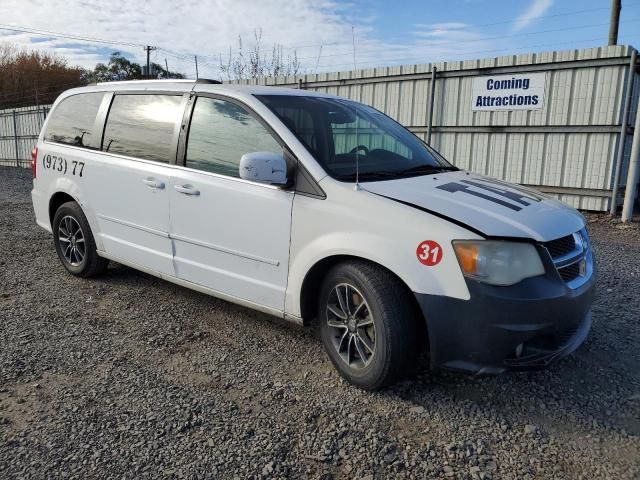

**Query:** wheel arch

left=299, top=254, right=425, bottom=331
left=49, top=191, right=78, bottom=226
left=48, top=190, right=104, bottom=251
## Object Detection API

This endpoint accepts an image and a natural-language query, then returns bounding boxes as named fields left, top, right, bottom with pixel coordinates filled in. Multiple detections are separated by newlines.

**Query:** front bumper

left=415, top=262, right=596, bottom=374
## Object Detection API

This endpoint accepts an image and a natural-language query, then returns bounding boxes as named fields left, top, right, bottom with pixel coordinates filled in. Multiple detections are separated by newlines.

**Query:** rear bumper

left=31, top=187, right=52, bottom=233
left=415, top=269, right=596, bottom=374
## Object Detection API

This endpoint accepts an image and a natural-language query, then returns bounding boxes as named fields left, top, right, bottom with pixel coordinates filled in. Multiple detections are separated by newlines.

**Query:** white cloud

left=512, top=0, right=554, bottom=32
left=413, top=22, right=467, bottom=31
left=0, top=0, right=502, bottom=78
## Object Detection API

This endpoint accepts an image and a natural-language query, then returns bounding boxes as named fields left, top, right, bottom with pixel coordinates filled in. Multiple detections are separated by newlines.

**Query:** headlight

left=452, top=240, right=545, bottom=286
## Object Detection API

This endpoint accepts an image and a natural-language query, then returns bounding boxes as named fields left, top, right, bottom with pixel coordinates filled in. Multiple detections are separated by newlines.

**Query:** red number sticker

left=416, top=240, right=443, bottom=266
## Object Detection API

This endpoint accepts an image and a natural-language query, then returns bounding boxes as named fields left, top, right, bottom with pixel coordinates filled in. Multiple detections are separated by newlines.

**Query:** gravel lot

left=0, top=166, right=639, bottom=479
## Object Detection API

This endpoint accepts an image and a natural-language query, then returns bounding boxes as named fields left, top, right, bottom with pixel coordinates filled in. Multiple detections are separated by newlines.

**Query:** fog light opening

left=515, top=343, right=524, bottom=358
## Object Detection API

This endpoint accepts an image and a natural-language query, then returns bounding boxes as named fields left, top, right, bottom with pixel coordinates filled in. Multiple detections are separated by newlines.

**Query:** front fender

left=285, top=229, right=472, bottom=318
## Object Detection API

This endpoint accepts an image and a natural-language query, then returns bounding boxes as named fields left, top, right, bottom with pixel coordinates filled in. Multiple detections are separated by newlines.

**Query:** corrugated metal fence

left=1, top=45, right=638, bottom=212
left=234, top=44, right=640, bottom=212
left=0, top=105, right=51, bottom=168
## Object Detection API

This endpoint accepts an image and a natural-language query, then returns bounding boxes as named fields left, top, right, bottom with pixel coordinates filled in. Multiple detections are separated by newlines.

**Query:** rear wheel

left=318, top=260, right=419, bottom=390
left=52, top=201, right=108, bottom=277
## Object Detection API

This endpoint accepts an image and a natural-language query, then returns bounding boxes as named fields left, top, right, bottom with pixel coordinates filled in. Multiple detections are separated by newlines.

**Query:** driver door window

left=186, top=97, right=282, bottom=177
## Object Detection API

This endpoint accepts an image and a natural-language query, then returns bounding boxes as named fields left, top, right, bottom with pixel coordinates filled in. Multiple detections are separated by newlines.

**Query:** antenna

left=351, top=26, right=360, bottom=191
left=314, top=45, right=323, bottom=74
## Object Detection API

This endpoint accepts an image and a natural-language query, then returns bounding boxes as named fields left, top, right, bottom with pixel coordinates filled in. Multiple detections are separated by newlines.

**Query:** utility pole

left=622, top=89, right=640, bottom=222
left=144, top=45, right=157, bottom=79
left=609, top=0, right=621, bottom=45
left=165, top=58, right=170, bottom=79
left=194, top=55, right=199, bottom=80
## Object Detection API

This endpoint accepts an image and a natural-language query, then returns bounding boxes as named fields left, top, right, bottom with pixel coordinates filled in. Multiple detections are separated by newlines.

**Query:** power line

left=156, top=14, right=640, bottom=69
left=0, top=23, right=145, bottom=48
left=310, top=36, right=613, bottom=71
left=162, top=35, right=620, bottom=79
left=417, top=6, right=613, bottom=31
left=162, top=19, right=639, bottom=73
left=287, top=18, right=640, bottom=63
left=158, top=5, right=629, bottom=60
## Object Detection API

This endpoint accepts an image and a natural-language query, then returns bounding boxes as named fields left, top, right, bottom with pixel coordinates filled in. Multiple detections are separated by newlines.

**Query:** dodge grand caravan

left=31, top=80, right=595, bottom=390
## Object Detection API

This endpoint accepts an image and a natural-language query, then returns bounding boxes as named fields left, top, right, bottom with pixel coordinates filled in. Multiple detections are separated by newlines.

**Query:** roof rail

left=95, top=79, right=197, bottom=85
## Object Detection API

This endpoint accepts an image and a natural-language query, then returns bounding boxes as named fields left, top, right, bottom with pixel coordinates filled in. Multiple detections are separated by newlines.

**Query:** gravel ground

left=0, top=166, right=639, bottom=480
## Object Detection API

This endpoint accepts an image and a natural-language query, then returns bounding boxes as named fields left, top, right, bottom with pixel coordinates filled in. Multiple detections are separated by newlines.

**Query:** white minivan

left=31, top=80, right=595, bottom=390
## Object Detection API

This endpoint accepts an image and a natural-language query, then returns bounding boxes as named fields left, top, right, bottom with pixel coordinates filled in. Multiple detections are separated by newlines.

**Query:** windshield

left=256, top=95, right=456, bottom=182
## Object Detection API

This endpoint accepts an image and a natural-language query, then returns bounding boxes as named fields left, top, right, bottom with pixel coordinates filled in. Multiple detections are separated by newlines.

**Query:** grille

left=558, top=261, right=581, bottom=282
left=543, top=234, right=576, bottom=259
left=542, top=231, right=590, bottom=287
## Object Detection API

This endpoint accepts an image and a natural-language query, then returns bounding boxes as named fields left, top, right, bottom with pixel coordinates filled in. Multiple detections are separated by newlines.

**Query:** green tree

left=86, top=52, right=142, bottom=82
left=149, top=62, right=185, bottom=80
left=86, top=53, right=186, bottom=82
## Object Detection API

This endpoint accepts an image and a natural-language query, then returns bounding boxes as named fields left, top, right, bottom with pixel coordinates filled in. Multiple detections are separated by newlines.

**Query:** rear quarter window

left=103, top=94, right=183, bottom=163
left=44, top=93, right=105, bottom=149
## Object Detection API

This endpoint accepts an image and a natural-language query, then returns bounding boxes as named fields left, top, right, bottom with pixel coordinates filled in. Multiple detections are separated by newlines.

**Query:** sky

left=1, top=0, right=640, bottom=80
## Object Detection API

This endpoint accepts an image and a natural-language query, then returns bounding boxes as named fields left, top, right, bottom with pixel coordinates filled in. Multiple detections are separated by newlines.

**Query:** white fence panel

left=0, top=105, right=51, bottom=167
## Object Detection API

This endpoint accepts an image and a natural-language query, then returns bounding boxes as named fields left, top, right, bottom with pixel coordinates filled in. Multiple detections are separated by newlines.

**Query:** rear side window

left=103, top=94, right=183, bottom=163
left=185, top=97, right=282, bottom=178
left=44, top=93, right=104, bottom=149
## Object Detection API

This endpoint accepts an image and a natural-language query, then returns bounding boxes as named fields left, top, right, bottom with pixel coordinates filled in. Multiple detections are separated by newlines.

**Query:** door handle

left=143, top=177, right=165, bottom=189
left=174, top=184, right=200, bottom=196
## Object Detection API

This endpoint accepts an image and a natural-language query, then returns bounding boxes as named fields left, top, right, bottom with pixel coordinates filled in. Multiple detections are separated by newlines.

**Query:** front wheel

left=52, top=201, right=109, bottom=277
left=318, top=260, right=420, bottom=390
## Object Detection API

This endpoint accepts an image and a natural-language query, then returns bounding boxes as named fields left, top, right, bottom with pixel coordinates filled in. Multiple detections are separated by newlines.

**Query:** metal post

left=610, top=49, right=636, bottom=214
left=146, top=46, right=151, bottom=79
left=426, top=65, right=437, bottom=145
left=12, top=110, right=19, bottom=167
left=609, top=0, right=621, bottom=46
left=621, top=86, right=640, bottom=222
left=144, top=46, right=156, bottom=79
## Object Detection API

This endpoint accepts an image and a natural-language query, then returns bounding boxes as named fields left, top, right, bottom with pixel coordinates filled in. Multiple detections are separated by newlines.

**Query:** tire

left=318, top=260, right=419, bottom=390
left=52, top=201, right=109, bottom=277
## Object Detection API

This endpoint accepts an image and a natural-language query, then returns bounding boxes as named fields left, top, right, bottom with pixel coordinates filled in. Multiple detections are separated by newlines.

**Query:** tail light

left=31, top=147, right=38, bottom=178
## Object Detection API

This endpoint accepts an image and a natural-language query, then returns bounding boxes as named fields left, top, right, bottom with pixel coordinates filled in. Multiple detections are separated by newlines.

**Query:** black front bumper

left=415, top=268, right=596, bottom=374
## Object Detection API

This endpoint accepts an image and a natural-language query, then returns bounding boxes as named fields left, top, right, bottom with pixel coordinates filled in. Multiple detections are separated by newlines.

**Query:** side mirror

left=239, top=151, right=289, bottom=186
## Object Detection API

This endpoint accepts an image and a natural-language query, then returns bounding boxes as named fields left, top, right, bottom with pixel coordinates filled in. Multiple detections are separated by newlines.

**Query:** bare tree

left=0, top=42, right=86, bottom=109
left=219, top=28, right=301, bottom=81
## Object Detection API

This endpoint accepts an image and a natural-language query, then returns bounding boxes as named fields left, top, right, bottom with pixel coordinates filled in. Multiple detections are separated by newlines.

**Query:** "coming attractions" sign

left=471, top=72, right=546, bottom=111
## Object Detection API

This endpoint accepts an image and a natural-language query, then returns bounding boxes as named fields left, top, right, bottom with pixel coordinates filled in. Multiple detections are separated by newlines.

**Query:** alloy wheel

left=58, top=215, right=86, bottom=266
left=326, top=283, right=376, bottom=369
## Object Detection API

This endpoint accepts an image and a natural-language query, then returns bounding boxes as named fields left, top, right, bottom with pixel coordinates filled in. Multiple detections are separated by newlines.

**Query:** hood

left=362, top=171, right=585, bottom=242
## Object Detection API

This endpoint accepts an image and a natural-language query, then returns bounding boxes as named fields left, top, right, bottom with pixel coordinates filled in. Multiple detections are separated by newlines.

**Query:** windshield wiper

left=395, top=165, right=458, bottom=175
left=336, top=165, right=458, bottom=182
